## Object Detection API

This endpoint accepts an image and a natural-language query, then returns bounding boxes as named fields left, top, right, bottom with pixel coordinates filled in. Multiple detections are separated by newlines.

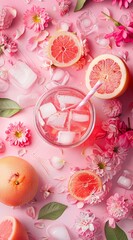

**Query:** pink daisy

left=112, top=0, right=133, bottom=8
left=5, top=122, right=31, bottom=147
left=106, top=193, right=130, bottom=220
left=23, top=6, right=51, bottom=32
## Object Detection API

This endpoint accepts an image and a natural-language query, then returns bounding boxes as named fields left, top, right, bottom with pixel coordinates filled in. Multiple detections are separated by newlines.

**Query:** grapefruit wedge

left=48, top=31, right=82, bottom=67
left=68, top=170, right=102, bottom=201
left=85, top=54, right=129, bottom=99
left=0, top=216, right=29, bottom=240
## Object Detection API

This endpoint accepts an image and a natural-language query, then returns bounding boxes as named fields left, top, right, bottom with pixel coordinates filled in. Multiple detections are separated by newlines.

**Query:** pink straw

left=76, top=80, right=103, bottom=109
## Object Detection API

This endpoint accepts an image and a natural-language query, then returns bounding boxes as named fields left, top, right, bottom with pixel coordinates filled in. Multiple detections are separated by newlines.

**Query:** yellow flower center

left=33, top=15, right=41, bottom=23
left=15, top=131, right=22, bottom=138
left=98, top=162, right=106, bottom=169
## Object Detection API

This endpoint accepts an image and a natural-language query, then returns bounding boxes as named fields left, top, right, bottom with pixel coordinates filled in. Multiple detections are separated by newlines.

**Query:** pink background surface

left=0, top=0, right=133, bottom=239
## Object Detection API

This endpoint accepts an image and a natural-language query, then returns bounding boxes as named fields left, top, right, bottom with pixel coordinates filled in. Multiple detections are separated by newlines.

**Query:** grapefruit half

left=68, top=170, right=102, bottom=201
left=0, top=216, right=29, bottom=240
left=48, top=31, right=82, bottom=67
left=85, top=54, right=129, bottom=99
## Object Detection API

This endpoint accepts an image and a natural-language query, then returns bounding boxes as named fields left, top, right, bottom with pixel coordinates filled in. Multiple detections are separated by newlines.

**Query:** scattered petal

left=18, top=148, right=27, bottom=157
left=0, top=7, right=17, bottom=30
left=13, top=25, right=26, bottom=40
left=77, top=201, right=84, bottom=208
left=67, top=194, right=77, bottom=204
left=34, top=220, right=45, bottom=229
left=0, top=139, right=6, bottom=153
left=117, top=50, right=128, bottom=61
left=26, top=206, right=36, bottom=219
left=100, top=8, right=111, bottom=20
left=50, top=156, right=65, bottom=170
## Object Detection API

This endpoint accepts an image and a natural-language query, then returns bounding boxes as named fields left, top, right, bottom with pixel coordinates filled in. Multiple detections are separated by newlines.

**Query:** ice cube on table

left=57, top=130, right=77, bottom=145
left=9, top=60, right=37, bottom=89
left=70, top=109, right=90, bottom=122
left=56, top=94, right=81, bottom=110
left=47, top=111, right=68, bottom=129
left=46, top=223, right=71, bottom=240
left=40, top=102, right=57, bottom=119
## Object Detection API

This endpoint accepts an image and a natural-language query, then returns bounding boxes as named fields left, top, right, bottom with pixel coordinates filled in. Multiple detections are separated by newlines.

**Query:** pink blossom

left=103, top=99, right=122, bottom=118
left=0, top=7, right=17, bottom=30
left=0, top=139, right=5, bottom=153
left=105, top=25, right=133, bottom=46
left=86, top=154, right=114, bottom=183
left=23, top=6, right=52, bottom=32
left=26, top=206, right=36, bottom=219
left=106, top=193, right=130, bottom=220
left=56, top=0, right=72, bottom=16
left=112, top=0, right=133, bottom=8
left=74, top=210, right=102, bottom=240
left=102, top=118, right=127, bottom=139
left=5, top=122, right=31, bottom=147
left=40, top=184, right=54, bottom=199
left=0, top=33, right=18, bottom=56
left=105, top=137, right=129, bottom=164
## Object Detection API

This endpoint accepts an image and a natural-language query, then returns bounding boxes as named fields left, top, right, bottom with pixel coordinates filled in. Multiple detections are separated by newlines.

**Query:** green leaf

left=38, top=202, right=67, bottom=220
left=74, top=0, right=87, bottom=12
left=0, top=98, right=22, bottom=118
left=105, top=221, right=128, bottom=240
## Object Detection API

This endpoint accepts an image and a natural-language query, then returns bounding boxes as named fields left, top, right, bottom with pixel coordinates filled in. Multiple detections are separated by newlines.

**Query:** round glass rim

left=34, top=86, right=96, bottom=148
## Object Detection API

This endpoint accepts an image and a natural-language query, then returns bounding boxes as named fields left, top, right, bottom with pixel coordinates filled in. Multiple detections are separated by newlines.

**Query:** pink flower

left=102, top=118, right=127, bottom=139
left=56, top=0, right=72, bottom=16
left=106, top=193, right=130, bottom=220
left=87, top=154, right=114, bottom=183
left=103, top=99, right=122, bottom=118
left=74, top=210, right=102, bottom=240
left=126, top=130, right=133, bottom=147
left=105, top=25, right=133, bottom=46
left=0, top=139, right=5, bottom=153
left=0, top=33, right=18, bottom=56
left=105, top=137, right=129, bottom=164
left=23, top=6, right=51, bottom=32
left=0, top=7, right=17, bottom=30
left=112, top=0, right=133, bottom=8
left=5, top=122, right=31, bottom=147
left=40, top=184, right=54, bottom=199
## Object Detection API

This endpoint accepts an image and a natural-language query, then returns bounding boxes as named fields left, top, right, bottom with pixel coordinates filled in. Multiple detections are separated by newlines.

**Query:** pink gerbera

left=5, top=122, right=31, bottom=147
left=23, top=6, right=51, bottom=32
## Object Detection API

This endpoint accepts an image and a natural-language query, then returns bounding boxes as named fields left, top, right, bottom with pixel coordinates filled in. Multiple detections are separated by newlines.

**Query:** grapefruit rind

left=85, top=54, right=129, bottom=99
left=68, top=170, right=102, bottom=201
left=48, top=31, right=82, bottom=67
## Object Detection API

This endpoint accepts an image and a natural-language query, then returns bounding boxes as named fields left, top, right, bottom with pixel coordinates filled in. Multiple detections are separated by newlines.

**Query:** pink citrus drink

left=34, top=87, right=95, bottom=147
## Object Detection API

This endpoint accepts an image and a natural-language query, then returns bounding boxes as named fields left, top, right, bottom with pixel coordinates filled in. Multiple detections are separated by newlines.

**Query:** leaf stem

left=101, top=11, right=121, bottom=26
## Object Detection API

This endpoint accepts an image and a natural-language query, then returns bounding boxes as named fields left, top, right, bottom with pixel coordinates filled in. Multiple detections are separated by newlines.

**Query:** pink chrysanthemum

left=23, top=6, right=51, bottom=32
left=5, top=122, right=31, bottom=147
left=74, top=210, right=102, bottom=240
left=0, top=33, right=18, bottom=56
left=112, top=0, right=133, bottom=8
left=103, top=99, right=122, bottom=118
left=106, top=193, right=130, bottom=220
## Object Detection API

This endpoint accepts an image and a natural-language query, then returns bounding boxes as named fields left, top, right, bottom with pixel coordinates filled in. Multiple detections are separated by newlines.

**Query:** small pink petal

left=117, top=51, right=128, bottom=61
left=0, top=56, right=5, bottom=67
left=34, top=220, right=45, bottom=229
left=77, top=201, right=84, bottom=208
left=18, top=148, right=27, bottom=157
left=108, top=217, right=116, bottom=228
left=100, top=8, right=111, bottom=20
left=37, top=30, right=49, bottom=42
left=27, top=37, right=38, bottom=51
left=67, top=194, right=77, bottom=204
left=26, top=206, right=36, bottom=219
left=0, top=139, right=5, bottom=153
left=13, top=25, right=25, bottom=40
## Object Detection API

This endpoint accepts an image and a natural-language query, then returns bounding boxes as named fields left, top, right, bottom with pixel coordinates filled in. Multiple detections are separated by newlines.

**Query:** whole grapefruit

left=0, top=216, right=29, bottom=240
left=0, top=156, right=39, bottom=206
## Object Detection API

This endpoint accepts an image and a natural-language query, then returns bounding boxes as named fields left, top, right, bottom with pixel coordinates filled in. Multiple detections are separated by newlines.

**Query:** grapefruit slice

left=0, top=216, right=29, bottom=240
left=68, top=170, right=102, bottom=201
left=85, top=54, right=129, bottom=99
left=48, top=31, right=82, bottom=67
